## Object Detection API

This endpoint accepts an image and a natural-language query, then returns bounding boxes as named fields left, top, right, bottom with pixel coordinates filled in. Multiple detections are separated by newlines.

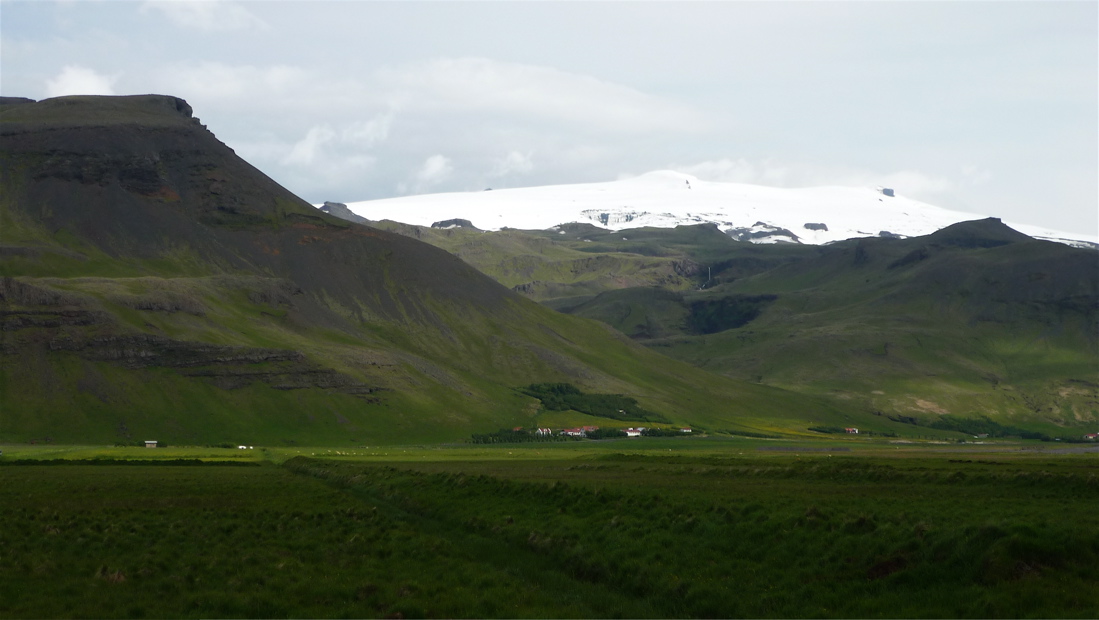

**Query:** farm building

left=844, top=428, right=859, bottom=434
left=144, top=440, right=157, bottom=448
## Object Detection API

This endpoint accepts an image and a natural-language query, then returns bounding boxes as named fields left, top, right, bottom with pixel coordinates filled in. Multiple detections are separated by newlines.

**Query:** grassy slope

left=600, top=231, right=1099, bottom=431
left=369, top=220, right=706, bottom=300
left=374, top=216, right=1098, bottom=433
left=1, top=95, right=869, bottom=445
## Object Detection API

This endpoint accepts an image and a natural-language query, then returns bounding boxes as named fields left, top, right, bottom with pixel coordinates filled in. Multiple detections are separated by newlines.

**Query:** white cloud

left=673, top=158, right=791, bottom=186
left=230, top=137, right=293, bottom=167
left=379, top=57, right=705, bottom=133
left=403, top=155, right=453, bottom=194
left=674, top=158, right=956, bottom=195
left=417, top=155, right=453, bottom=184
left=960, top=164, right=992, bottom=186
left=141, top=0, right=268, bottom=32
left=282, top=125, right=336, bottom=166
left=561, top=145, right=614, bottom=167
left=342, top=112, right=393, bottom=148
left=316, top=154, right=376, bottom=184
left=157, top=62, right=305, bottom=101
left=281, top=114, right=393, bottom=166
left=871, top=170, right=954, bottom=195
left=489, top=151, right=534, bottom=178
left=44, top=65, right=118, bottom=97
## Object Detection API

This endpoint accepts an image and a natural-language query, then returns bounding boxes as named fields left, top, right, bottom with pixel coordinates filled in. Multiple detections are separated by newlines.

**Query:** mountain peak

left=1, top=94, right=197, bottom=130
left=926, top=217, right=1036, bottom=248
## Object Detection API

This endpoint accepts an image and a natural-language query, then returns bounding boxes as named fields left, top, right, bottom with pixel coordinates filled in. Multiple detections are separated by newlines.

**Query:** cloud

left=489, top=151, right=534, bottom=178
left=342, top=112, right=393, bottom=148
left=960, top=164, right=992, bottom=186
left=44, top=65, right=118, bottom=97
left=404, top=155, right=453, bottom=194
left=379, top=57, right=705, bottom=133
left=281, top=112, right=393, bottom=167
left=871, top=170, right=954, bottom=195
left=156, top=61, right=305, bottom=101
left=282, top=125, right=336, bottom=166
left=673, top=158, right=791, bottom=186
left=141, top=0, right=268, bottom=32
left=138, top=58, right=708, bottom=200
left=673, top=158, right=956, bottom=195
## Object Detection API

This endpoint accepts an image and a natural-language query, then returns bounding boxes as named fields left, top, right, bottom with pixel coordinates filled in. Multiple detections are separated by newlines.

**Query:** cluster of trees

left=113, top=440, right=169, bottom=448
left=469, top=429, right=573, bottom=445
left=816, top=415, right=1088, bottom=442
left=807, top=426, right=896, bottom=438
left=470, top=426, right=696, bottom=444
left=889, top=414, right=1070, bottom=441
left=586, top=428, right=628, bottom=440
left=518, top=383, right=665, bottom=422
left=925, top=415, right=1050, bottom=440
left=807, top=426, right=852, bottom=435
left=639, top=427, right=685, bottom=437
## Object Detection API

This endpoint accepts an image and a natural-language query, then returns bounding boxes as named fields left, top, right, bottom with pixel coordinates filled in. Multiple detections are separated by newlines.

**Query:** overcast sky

left=2, top=1, right=1096, bottom=236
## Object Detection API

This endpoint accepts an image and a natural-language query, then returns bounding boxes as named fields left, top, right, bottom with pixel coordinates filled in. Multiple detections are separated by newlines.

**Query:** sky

left=2, top=1, right=1096, bottom=237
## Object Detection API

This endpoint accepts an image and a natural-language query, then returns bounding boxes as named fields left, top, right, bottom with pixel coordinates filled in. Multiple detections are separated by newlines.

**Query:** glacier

left=333, top=170, right=1097, bottom=248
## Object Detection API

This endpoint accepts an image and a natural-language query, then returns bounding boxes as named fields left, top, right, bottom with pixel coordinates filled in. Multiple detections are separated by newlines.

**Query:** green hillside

left=364, top=209, right=1098, bottom=435
left=367, top=220, right=710, bottom=301
left=1, top=95, right=872, bottom=446
left=558, top=224, right=1099, bottom=433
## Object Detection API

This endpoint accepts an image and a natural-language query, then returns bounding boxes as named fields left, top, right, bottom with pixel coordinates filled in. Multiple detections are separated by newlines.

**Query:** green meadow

left=3, top=439, right=1097, bottom=618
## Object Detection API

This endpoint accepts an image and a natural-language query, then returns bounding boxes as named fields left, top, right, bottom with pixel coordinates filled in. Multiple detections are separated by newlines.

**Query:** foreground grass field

left=2, top=440, right=1097, bottom=618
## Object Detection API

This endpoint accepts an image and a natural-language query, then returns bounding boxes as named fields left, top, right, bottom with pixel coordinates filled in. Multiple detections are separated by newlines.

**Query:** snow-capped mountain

left=336, top=170, right=1097, bottom=248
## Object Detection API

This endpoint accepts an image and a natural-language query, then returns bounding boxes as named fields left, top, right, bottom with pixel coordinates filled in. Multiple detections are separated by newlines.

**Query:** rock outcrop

left=319, top=201, right=371, bottom=225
